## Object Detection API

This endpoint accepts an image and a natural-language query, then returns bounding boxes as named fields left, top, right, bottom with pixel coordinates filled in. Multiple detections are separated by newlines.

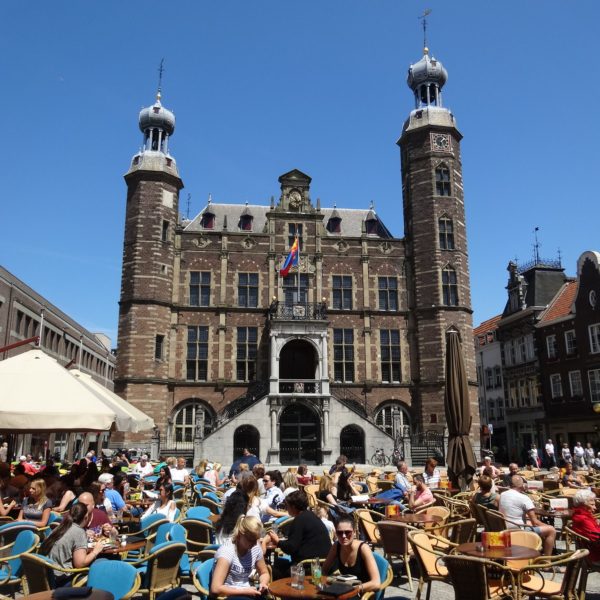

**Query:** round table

left=269, top=577, right=359, bottom=600
left=534, top=507, right=573, bottom=519
left=456, top=542, right=540, bottom=561
left=387, top=513, right=442, bottom=525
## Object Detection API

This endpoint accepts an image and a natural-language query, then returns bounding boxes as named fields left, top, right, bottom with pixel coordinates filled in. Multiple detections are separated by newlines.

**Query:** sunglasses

left=335, top=530, right=354, bottom=538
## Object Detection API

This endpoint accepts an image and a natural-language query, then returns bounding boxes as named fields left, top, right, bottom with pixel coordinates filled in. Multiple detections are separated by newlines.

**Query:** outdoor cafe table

left=269, top=577, right=359, bottom=600
left=456, top=542, right=540, bottom=561
left=387, top=513, right=442, bottom=525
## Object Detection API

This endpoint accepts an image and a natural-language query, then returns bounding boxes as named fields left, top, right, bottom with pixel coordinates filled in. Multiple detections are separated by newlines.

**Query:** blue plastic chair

left=191, top=557, right=214, bottom=600
left=372, top=552, right=393, bottom=600
left=0, top=530, right=39, bottom=590
left=203, top=491, right=221, bottom=504
left=166, top=523, right=190, bottom=577
left=154, top=522, right=174, bottom=547
left=184, top=507, right=212, bottom=524
left=0, top=521, right=38, bottom=545
left=84, top=559, right=141, bottom=600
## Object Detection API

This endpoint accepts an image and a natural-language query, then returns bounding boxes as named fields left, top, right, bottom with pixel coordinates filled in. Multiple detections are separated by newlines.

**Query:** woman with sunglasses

left=322, top=515, right=380, bottom=597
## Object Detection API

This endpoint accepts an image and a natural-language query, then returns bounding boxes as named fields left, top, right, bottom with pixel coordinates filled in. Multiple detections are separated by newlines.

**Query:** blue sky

left=1, top=1, right=598, bottom=344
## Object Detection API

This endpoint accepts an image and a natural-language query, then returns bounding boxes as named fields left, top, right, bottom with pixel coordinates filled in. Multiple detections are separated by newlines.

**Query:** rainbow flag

left=280, top=237, right=299, bottom=277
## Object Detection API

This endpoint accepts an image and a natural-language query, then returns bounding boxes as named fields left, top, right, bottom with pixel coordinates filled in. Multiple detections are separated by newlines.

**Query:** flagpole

left=296, top=235, right=301, bottom=304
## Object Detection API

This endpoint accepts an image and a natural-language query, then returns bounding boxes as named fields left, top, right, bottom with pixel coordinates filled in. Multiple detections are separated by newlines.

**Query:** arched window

left=435, top=166, right=451, bottom=196
left=172, top=401, right=214, bottom=443
left=340, top=425, right=365, bottom=463
left=233, top=425, right=260, bottom=461
left=438, top=216, right=455, bottom=250
left=375, top=403, right=411, bottom=438
left=442, top=266, right=459, bottom=306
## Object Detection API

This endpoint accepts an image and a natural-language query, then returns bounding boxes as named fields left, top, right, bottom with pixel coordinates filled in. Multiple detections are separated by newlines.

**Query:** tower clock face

left=431, top=133, right=451, bottom=152
left=289, top=190, right=302, bottom=208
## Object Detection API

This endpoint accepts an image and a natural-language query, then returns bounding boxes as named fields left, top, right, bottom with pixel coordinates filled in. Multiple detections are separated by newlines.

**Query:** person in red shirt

left=571, top=489, right=600, bottom=565
left=19, top=455, right=38, bottom=476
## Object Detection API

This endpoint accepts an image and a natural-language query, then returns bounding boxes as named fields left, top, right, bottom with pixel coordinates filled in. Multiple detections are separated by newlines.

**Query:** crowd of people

left=531, top=439, right=599, bottom=470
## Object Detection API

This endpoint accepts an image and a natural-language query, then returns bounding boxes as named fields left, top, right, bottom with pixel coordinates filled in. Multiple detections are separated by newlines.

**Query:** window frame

left=550, top=373, right=563, bottom=399
left=333, top=328, right=355, bottom=383
left=238, top=272, right=259, bottom=308
left=236, top=326, right=258, bottom=382
left=186, top=326, right=209, bottom=381
left=546, top=334, right=558, bottom=360
left=441, top=266, right=459, bottom=306
left=435, top=165, right=451, bottom=196
left=155, top=334, right=165, bottom=361
left=438, top=216, right=455, bottom=250
left=190, top=271, right=211, bottom=307
left=564, top=330, right=577, bottom=356
left=589, top=369, right=600, bottom=403
left=380, top=329, right=401, bottom=383
left=378, top=276, right=398, bottom=311
left=568, top=370, right=583, bottom=398
left=589, top=324, right=600, bottom=354
left=332, top=275, right=353, bottom=310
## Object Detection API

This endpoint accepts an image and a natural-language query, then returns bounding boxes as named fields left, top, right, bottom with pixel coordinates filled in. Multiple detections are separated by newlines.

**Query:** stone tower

left=399, top=47, right=479, bottom=443
left=114, top=90, right=184, bottom=443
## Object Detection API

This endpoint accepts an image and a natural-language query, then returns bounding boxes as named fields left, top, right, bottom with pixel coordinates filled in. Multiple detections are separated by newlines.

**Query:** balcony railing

left=279, top=379, right=322, bottom=394
left=269, top=302, right=327, bottom=321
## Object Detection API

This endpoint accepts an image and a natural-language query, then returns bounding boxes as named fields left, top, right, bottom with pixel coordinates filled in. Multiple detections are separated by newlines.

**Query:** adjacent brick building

left=115, top=47, right=480, bottom=466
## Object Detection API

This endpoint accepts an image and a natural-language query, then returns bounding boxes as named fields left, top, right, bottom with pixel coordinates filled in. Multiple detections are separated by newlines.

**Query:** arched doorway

left=280, top=403, right=321, bottom=465
left=233, top=425, right=260, bottom=461
left=340, top=425, right=365, bottom=463
left=279, top=340, right=319, bottom=393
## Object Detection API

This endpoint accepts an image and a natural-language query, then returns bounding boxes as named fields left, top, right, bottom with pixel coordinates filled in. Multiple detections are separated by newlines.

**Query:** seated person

left=571, top=489, right=600, bottom=565
left=498, top=475, right=556, bottom=556
left=501, top=463, right=520, bottom=487
left=78, top=491, right=113, bottom=534
left=211, top=515, right=270, bottom=598
left=479, top=456, right=501, bottom=479
left=39, top=503, right=105, bottom=586
left=322, top=514, right=380, bottom=596
left=98, top=473, right=129, bottom=514
left=259, top=471, right=286, bottom=522
left=267, top=491, right=331, bottom=578
left=132, top=454, right=154, bottom=478
left=562, top=463, right=586, bottom=489
left=296, top=464, right=312, bottom=486
left=422, top=458, right=441, bottom=488
left=472, top=475, right=499, bottom=509
left=142, top=483, right=178, bottom=521
left=317, top=474, right=337, bottom=505
left=18, top=479, right=52, bottom=527
left=408, top=475, right=434, bottom=511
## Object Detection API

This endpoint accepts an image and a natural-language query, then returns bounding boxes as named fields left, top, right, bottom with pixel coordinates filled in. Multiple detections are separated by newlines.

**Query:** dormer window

left=365, top=217, right=379, bottom=235
left=240, top=214, right=253, bottom=231
left=327, top=217, right=342, bottom=233
left=201, top=212, right=215, bottom=229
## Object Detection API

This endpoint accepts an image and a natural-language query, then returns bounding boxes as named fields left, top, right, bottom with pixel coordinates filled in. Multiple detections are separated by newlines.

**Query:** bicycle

left=370, top=448, right=390, bottom=467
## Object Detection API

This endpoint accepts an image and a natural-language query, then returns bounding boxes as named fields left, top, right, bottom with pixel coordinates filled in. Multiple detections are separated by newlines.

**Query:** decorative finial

left=333, top=201, right=337, bottom=208
left=533, top=226, right=541, bottom=264
left=186, top=193, right=191, bottom=220
left=270, top=195, right=275, bottom=209
left=417, top=8, right=431, bottom=54
left=557, top=248, right=562, bottom=267
left=207, top=193, right=212, bottom=205
left=156, top=58, right=165, bottom=102
left=369, top=200, right=375, bottom=210
left=418, top=9, right=432, bottom=53
left=245, top=201, right=248, bottom=206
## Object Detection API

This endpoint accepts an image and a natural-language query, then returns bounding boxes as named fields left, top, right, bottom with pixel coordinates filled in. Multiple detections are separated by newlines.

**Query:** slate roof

left=538, top=280, right=577, bottom=324
left=184, top=203, right=396, bottom=239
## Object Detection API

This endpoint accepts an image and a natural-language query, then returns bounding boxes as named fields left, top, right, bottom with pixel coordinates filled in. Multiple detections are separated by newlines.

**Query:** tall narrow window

left=569, top=370, right=583, bottom=397
left=442, top=266, right=458, bottom=306
left=155, top=334, right=165, bottom=360
left=190, top=272, right=211, bottom=306
left=380, top=329, right=401, bottom=383
left=546, top=335, right=558, bottom=359
left=161, top=220, right=169, bottom=242
left=564, top=330, right=577, bottom=356
left=435, top=166, right=451, bottom=196
left=238, top=273, right=259, bottom=307
left=378, top=277, right=398, bottom=310
left=589, top=369, right=600, bottom=402
left=333, top=328, right=354, bottom=383
left=283, top=274, right=308, bottom=304
left=186, top=326, right=208, bottom=381
left=550, top=374, right=563, bottom=399
left=438, top=217, right=455, bottom=249
left=332, top=275, right=352, bottom=310
left=236, top=327, right=258, bottom=381
left=288, top=223, right=303, bottom=251
left=589, top=324, right=600, bottom=354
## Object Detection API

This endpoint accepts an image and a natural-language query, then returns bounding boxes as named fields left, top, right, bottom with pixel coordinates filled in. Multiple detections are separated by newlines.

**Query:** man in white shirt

left=498, top=475, right=556, bottom=556
left=544, top=439, right=556, bottom=468
left=394, top=461, right=411, bottom=496
left=170, top=456, right=190, bottom=485
left=259, top=471, right=285, bottom=522
left=132, top=455, right=154, bottom=478
left=573, top=442, right=585, bottom=469
left=478, top=456, right=501, bottom=478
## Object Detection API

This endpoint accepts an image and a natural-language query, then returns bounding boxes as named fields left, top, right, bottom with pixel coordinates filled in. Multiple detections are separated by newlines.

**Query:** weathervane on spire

left=533, top=226, right=541, bottom=264
left=157, top=58, right=165, bottom=101
left=418, top=8, right=432, bottom=52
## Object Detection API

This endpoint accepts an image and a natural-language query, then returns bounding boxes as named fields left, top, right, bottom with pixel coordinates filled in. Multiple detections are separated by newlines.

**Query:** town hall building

left=114, top=45, right=479, bottom=466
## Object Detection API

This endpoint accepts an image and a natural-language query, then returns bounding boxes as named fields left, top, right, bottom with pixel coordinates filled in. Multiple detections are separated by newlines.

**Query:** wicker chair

left=0, top=530, right=39, bottom=596
left=425, top=518, right=477, bottom=553
left=21, top=553, right=89, bottom=595
left=416, top=506, right=450, bottom=533
left=366, top=477, right=382, bottom=495
left=377, top=521, right=415, bottom=591
left=444, top=554, right=515, bottom=600
left=408, top=530, right=450, bottom=600
left=563, top=524, right=600, bottom=576
left=303, top=484, right=320, bottom=508
left=434, top=494, right=471, bottom=519
left=180, top=518, right=215, bottom=557
left=354, top=509, right=383, bottom=547
left=484, top=509, right=509, bottom=532
left=501, top=529, right=542, bottom=572
left=516, top=549, right=589, bottom=600
left=130, top=541, right=187, bottom=600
